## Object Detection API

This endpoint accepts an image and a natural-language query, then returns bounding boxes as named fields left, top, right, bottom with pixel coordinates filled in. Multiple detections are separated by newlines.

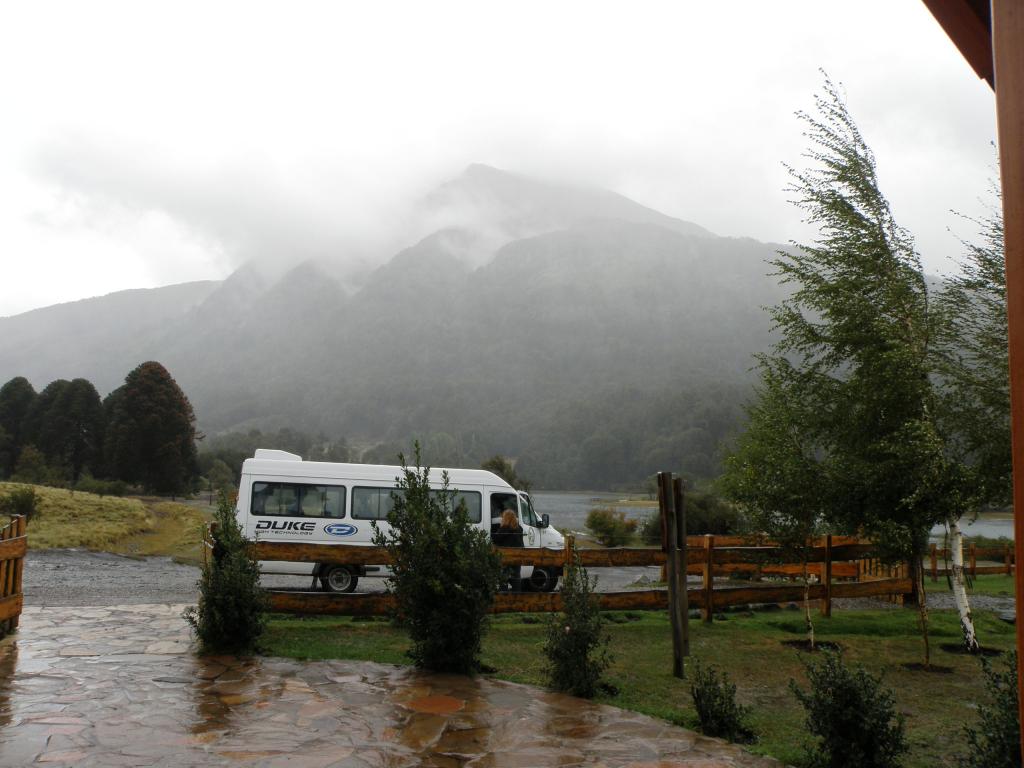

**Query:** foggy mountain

left=0, top=165, right=788, bottom=488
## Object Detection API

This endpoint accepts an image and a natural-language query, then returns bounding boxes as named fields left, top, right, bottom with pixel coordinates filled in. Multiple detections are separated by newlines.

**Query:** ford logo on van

left=324, top=523, right=358, bottom=537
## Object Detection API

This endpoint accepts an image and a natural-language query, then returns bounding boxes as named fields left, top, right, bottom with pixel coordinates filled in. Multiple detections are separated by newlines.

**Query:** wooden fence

left=928, top=542, right=1016, bottom=580
left=0, top=515, right=27, bottom=639
left=250, top=531, right=913, bottom=621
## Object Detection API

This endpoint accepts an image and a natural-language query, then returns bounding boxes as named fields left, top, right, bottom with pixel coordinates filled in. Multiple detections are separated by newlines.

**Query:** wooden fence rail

left=928, top=542, right=1016, bottom=580
left=0, top=515, right=27, bottom=639
left=249, top=531, right=912, bottom=620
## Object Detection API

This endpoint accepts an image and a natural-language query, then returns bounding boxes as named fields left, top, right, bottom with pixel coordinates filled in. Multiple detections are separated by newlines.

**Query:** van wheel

left=320, top=566, right=358, bottom=593
left=526, top=567, right=559, bottom=593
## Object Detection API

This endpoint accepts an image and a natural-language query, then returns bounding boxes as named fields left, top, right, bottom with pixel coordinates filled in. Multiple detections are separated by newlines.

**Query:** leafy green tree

left=373, top=445, right=503, bottom=673
left=722, top=364, right=827, bottom=648
left=10, top=444, right=59, bottom=485
left=0, top=377, right=36, bottom=477
left=936, top=192, right=1010, bottom=504
left=725, top=77, right=967, bottom=666
left=104, top=361, right=198, bottom=495
left=481, top=455, right=529, bottom=490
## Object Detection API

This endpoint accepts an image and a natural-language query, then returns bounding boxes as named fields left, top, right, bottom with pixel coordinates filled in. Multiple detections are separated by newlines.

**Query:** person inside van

left=492, top=508, right=524, bottom=591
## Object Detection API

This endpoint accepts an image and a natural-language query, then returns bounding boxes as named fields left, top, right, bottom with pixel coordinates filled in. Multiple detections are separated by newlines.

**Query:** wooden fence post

left=0, top=518, right=9, bottom=636
left=564, top=533, right=575, bottom=571
left=930, top=544, right=938, bottom=582
left=970, top=543, right=978, bottom=577
left=1007, top=543, right=1014, bottom=575
left=12, top=516, right=25, bottom=630
left=702, top=535, right=714, bottom=623
left=820, top=534, right=832, bottom=618
left=672, top=477, right=689, bottom=659
left=660, top=472, right=685, bottom=679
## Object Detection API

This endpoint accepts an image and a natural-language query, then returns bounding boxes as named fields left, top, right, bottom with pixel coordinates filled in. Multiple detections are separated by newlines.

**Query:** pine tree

left=0, top=377, right=37, bottom=477
left=104, top=361, right=198, bottom=494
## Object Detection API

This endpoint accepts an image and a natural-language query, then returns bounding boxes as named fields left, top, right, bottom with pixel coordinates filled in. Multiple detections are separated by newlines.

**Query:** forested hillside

left=0, top=166, right=790, bottom=488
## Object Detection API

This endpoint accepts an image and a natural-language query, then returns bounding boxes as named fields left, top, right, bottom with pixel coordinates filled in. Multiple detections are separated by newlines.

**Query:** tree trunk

left=914, top=558, right=930, bottom=669
left=803, top=560, right=815, bottom=651
left=949, top=518, right=980, bottom=653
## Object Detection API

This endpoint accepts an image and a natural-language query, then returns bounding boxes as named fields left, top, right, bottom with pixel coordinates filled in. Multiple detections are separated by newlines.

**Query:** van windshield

left=518, top=494, right=538, bottom=526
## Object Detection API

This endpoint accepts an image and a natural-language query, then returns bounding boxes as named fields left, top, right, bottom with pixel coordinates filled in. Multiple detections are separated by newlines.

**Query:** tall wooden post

left=659, top=472, right=686, bottom=678
left=0, top=519, right=9, bottom=636
left=991, top=1, right=1024, bottom=750
left=969, top=542, right=977, bottom=578
left=12, top=516, right=24, bottom=630
left=672, top=477, right=689, bottom=657
left=1005, top=543, right=1013, bottom=576
left=930, top=543, right=938, bottom=582
left=820, top=534, right=833, bottom=617
left=702, top=535, right=715, bottom=623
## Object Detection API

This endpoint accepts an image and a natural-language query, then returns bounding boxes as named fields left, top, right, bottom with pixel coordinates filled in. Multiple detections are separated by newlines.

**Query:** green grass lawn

left=2, top=482, right=210, bottom=563
left=261, top=605, right=1017, bottom=768
left=930, top=572, right=1016, bottom=598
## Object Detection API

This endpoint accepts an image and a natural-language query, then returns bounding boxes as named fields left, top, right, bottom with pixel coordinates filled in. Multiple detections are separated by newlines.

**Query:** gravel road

left=22, top=550, right=662, bottom=606
left=23, top=550, right=1015, bottom=619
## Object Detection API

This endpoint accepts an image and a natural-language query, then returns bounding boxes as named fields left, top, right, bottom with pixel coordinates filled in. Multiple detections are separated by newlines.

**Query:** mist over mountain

left=0, top=165, right=788, bottom=488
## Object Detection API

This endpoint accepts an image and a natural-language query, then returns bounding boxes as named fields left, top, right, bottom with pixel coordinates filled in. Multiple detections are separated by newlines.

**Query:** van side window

left=351, top=487, right=482, bottom=522
left=251, top=482, right=346, bottom=518
left=352, top=487, right=405, bottom=520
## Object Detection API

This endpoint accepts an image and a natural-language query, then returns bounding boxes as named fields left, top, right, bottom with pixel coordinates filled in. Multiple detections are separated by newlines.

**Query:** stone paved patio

left=0, top=605, right=781, bottom=767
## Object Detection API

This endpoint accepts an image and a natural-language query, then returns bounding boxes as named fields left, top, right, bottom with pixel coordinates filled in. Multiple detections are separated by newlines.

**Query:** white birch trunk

left=949, top=518, right=980, bottom=653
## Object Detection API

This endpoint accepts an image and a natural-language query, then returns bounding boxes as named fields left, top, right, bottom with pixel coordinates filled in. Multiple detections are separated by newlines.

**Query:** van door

left=489, top=490, right=534, bottom=581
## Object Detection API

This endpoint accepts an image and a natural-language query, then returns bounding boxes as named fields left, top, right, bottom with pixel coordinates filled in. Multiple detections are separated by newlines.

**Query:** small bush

left=373, top=446, right=503, bottom=674
left=640, top=490, right=746, bottom=545
left=543, top=546, right=611, bottom=697
left=791, top=650, right=906, bottom=768
left=183, top=493, right=267, bottom=653
left=689, top=660, right=755, bottom=743
left=586, top=507, right=637, bottom=547
left=74, top=476, right=127, bottom=497
left=959, top=651, right=1020, bottom=768
left=0, top=485, right=39, bottom=520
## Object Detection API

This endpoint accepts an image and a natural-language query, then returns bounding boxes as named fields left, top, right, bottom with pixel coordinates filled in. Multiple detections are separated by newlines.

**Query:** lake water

left=532, top=491, right=1016, bottom=542
left=930, top=516, right=1014, bottom=541
left=530, top=491, right=655, bottom=536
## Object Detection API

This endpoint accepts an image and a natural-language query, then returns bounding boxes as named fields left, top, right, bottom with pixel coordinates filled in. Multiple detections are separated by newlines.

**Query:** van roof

left=241, top=451, right=512, bottom=489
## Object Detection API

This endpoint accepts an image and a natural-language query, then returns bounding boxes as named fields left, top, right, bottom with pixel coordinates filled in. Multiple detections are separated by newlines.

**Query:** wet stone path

left=0, top=605, right=781, bottom=767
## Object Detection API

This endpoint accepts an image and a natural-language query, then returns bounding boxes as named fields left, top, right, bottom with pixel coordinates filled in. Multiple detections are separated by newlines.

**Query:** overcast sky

left=0, top=1, right=999, bottom=317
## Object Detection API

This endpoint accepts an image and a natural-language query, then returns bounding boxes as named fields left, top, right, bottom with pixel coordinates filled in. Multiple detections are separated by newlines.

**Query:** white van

left=235, top=449, right=565, bottom=593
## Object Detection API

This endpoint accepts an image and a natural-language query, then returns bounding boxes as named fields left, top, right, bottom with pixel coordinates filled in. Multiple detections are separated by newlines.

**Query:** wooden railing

left=928, top=542, right=1016, bottom=580
left=0, top=515, right=27, bottom=638
left=249, top=532, right=913, bottom=620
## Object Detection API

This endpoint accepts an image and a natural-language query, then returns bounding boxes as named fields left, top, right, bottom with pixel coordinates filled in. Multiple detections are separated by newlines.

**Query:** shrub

left=74, top=476, right=127, bottom=497
left=959, top=651, right=1020, bottom=768
left=689, top=660, right=755, bottom=743
left=586, top=507, right=637, bottom=547
left=790, top=651, right=906, bottom=768
left=373, top=447, right=503, bottom=674
left=183, top=492, right=266, bottom=653
left=0, top=485, right=39, bottom=520
left=640, top=491, right=746, bottom=545
left=543, top=546, right=611, bottom=697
